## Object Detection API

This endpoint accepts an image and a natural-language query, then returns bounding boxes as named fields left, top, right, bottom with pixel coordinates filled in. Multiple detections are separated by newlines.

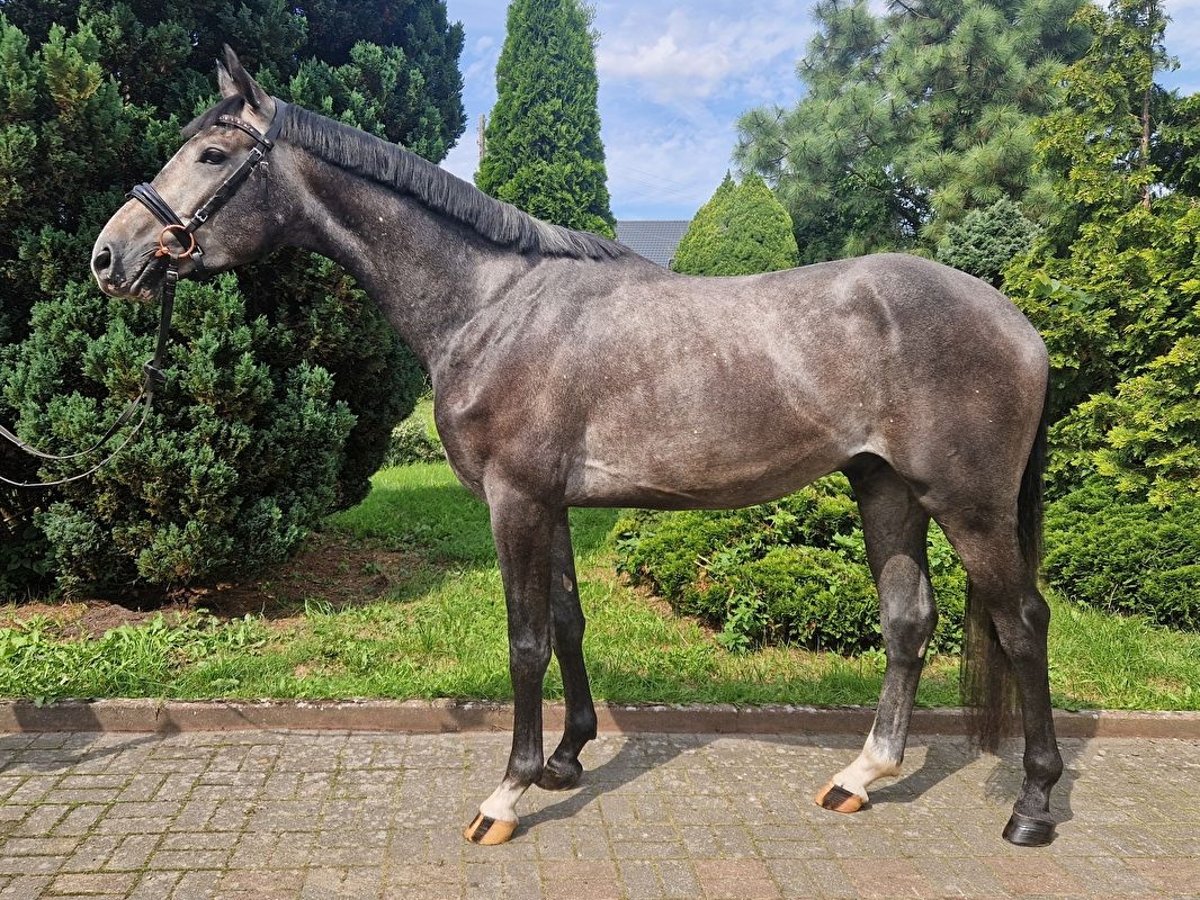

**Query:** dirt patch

left=0, top=532, right=424, bottom=638
left=178, top=533, right=422, bottom=620
left=0, top=600, right=177, bottom=640
left=76, top=602, right=164, bottom=637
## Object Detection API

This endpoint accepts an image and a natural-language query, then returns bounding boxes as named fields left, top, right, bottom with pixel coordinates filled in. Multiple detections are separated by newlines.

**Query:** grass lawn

left=1, top=460, right=1198, bottom=709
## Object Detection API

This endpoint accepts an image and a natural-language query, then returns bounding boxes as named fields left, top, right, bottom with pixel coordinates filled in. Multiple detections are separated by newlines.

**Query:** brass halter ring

left=155, top=224, right=197, bottom=260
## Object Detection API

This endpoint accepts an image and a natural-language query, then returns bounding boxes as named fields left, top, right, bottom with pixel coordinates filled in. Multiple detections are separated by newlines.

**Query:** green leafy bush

left=672, top=173, right=799, bottom=275
left=613, top=476, right=966, bottom=654
left=1044, top=480, right=1200, bottom=630
left=384, top=410, right=444, bottom=467
left=1045, top=335, right=1200, bottom=506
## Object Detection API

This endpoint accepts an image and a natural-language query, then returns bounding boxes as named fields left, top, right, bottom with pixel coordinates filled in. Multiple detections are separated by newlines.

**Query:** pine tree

left=476, top=0, right=614, bottom=237
left=673, top=174, right=799, bottom=276
left=0, top=4, right=465, bottom=592
left=735, top=0, right=1091, bottom=260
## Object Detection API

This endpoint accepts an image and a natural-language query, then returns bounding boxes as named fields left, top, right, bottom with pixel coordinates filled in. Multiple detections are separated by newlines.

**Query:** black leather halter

left=0, top=100, right=286, bottom=489
left=128, top=101, right=287, bottom=269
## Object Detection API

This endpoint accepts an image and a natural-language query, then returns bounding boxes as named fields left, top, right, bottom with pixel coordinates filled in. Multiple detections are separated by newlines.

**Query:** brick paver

left=0, top=730, right=1196, bottom=898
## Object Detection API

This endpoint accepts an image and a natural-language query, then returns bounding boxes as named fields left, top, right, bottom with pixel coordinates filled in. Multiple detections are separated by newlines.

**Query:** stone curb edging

left=1, top=700, right=1198, bottom=739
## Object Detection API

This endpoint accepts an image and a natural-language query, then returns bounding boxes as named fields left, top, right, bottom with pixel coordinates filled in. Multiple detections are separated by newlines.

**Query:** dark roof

left=616, top=220, right=690, bottom=268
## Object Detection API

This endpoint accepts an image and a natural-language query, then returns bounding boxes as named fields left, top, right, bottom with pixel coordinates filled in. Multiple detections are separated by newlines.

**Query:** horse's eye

left=199, top=148, right=227, bottom=164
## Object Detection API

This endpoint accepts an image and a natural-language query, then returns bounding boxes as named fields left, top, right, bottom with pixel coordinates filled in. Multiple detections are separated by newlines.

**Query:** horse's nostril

left=93, top=245, right=113, bottom=274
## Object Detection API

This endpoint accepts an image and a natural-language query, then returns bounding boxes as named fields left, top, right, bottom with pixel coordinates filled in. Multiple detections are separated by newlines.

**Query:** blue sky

left=440, top=0, right=1200, bottom=222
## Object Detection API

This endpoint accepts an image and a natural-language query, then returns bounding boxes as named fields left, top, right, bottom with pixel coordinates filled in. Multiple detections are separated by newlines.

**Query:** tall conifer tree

left=476, top=0, right=615, bottom=237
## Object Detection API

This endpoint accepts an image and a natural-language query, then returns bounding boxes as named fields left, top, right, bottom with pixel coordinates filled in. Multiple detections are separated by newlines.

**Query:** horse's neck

left=295, top=157, right=526, bottom=373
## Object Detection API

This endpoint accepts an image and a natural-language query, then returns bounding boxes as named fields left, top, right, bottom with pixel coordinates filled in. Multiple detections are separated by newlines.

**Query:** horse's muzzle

left=91, top=242, right=128, bottom=297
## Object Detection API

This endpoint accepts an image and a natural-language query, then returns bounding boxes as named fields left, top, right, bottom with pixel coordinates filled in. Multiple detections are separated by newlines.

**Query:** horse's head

left=92, top=47, right=299, bottom=299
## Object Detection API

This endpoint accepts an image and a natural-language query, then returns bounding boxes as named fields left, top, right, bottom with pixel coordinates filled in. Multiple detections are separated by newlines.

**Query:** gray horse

left=93, top=48, right=1062, bottom=848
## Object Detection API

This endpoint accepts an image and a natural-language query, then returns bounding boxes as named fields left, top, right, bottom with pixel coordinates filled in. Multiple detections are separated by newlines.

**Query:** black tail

left=961, top=386, right=1049, bottom=753
left=1016, top=385, right=1049, bottom=576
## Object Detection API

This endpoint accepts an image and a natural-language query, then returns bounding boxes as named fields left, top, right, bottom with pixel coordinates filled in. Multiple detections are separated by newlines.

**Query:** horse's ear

left=219, top=44, right=270, bottom=111
left=216, top=59, right=238, bottom=100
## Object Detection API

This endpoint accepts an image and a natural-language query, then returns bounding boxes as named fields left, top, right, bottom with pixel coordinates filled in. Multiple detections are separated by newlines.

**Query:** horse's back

left=436, top=252, right=1048, bottom=509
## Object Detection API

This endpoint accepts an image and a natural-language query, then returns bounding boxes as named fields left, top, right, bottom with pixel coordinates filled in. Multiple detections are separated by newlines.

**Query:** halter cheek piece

left=0, top=100, right=286, bottom=489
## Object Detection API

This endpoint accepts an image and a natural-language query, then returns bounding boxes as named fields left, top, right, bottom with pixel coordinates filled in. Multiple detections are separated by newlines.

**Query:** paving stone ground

left=0, top=730, right=1196, bottom=899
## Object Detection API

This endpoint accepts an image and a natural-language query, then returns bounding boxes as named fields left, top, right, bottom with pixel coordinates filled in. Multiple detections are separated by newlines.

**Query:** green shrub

left=9, top=276, right=356, bottom=588
left=1044, top=480, right=1200, bottom=630
left=384, top=412, right=444, bottom=467
left=672, top=173, right=799, bottom=275
left=1045, top=335, right=1200, bottom=507
left=937, top=198, right=1040, bottom=286
left=613, top=475, right=966, bottom=654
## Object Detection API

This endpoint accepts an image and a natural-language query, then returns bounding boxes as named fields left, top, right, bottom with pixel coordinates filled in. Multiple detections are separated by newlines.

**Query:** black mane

left=186, top=99, right=628, bottom=261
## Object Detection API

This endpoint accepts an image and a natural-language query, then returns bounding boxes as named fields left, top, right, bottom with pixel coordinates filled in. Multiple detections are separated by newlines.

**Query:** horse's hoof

left=1002, top=812, right=1056, bottom=847
left=463, top=813, right=518, bottom=845
left=537, top=757, right=583, bottom=791
left=815, top=781, right=863, bottom=814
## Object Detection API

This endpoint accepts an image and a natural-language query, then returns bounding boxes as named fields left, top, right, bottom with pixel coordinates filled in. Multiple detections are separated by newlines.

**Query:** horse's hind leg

left=538, top=512, right=598, bottom=790
left=938, top=516, right=1062, bottom=846
left=817, top=462, right=936, bottom=813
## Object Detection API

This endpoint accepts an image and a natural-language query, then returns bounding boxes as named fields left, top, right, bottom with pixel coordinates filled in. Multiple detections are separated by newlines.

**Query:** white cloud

left=603, top=121, right=736, bottom=219
left=442, top=1, right=809, bottom=218
left=595, top=3, right=812, bottom=106
left=588, top=2, right=814, bottom=218
left=441, top=135, right=479, bottom=184
left=464, top=54, right=497, bottom=83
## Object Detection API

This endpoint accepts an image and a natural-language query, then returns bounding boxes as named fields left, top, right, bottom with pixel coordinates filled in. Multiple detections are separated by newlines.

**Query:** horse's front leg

left=539, top=512, right=597, bottom=790
left=464, top=486, right=556, bottom=846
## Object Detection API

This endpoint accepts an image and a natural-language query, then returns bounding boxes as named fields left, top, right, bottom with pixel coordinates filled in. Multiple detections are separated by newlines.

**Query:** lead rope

left=0, top=264, right=175, bottom=489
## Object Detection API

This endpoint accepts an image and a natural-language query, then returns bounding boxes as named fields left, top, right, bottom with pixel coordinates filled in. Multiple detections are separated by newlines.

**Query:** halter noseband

left=0, top=99, right=286, bottom=490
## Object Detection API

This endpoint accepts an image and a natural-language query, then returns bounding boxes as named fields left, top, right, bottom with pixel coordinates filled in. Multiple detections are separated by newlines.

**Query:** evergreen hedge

left=613, top=476, right=966, bottom=655
left=613, top=476, right=1200, bottom=654
left=384, top=397, right=444, bottom=467
left=476, top=0, right=614, bottom=236
left=937, top=198, right=1040, bottom=287
left=1044, top=481, right=1200, bottom=631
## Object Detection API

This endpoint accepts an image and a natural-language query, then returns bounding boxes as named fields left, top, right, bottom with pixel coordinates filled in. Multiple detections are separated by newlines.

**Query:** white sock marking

left=479, top=779, right=526, bottom=823
left=831, top=732, right=902, bottom=802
